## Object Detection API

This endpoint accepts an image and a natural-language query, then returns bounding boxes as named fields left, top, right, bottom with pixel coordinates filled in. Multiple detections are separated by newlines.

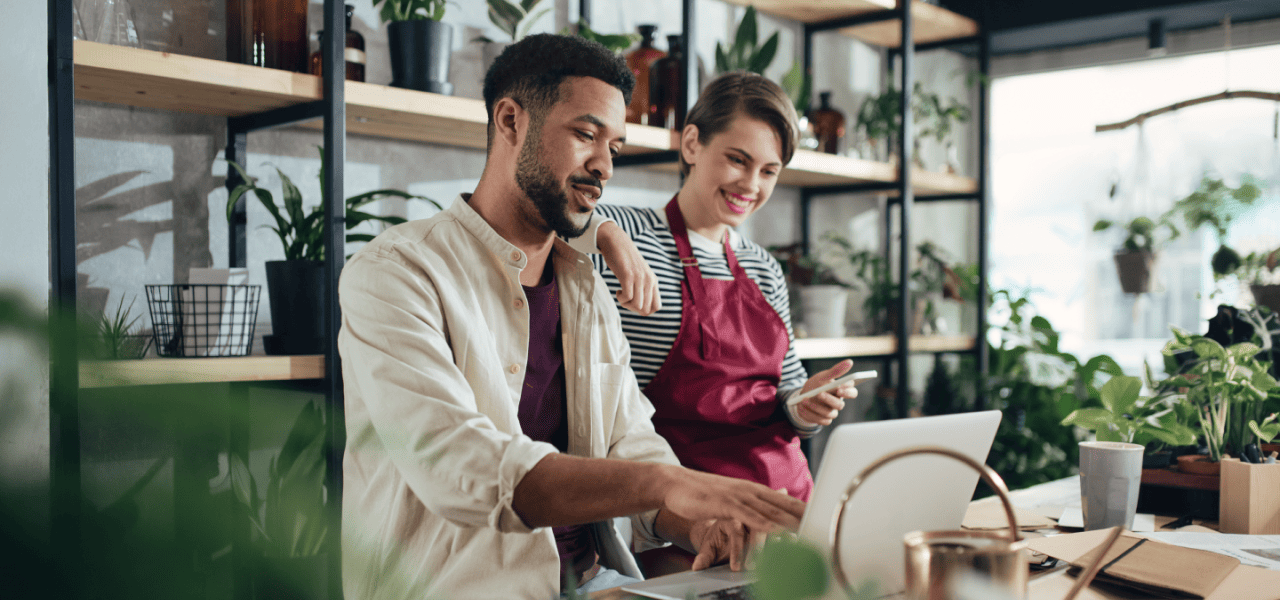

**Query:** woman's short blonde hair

left=680, top=71, right=799, bottom=177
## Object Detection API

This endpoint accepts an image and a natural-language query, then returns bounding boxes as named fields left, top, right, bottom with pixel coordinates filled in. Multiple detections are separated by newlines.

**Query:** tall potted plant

left=374, top=0, right=453, bottom=94
left=231, top=400, right=329, bottom=600
left=225, top=149, right=440, bottom=354
left=1092, top=215, right=1180, bottom=294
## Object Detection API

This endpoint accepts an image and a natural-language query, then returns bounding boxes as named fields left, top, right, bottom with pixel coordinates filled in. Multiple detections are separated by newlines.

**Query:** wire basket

left=145, top=284, right=261, bottom=357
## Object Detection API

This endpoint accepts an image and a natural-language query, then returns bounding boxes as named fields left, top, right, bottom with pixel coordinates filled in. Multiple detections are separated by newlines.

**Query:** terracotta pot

left=1177, top=454, right=1221, bottom=476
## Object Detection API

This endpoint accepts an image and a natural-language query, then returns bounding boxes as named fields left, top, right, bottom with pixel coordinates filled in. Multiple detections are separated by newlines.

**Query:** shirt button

left=514, top=298, right=524, bottom=309
left=509, top=363, right=520, bottom=374
left=510, top=250, right=520, bottom=261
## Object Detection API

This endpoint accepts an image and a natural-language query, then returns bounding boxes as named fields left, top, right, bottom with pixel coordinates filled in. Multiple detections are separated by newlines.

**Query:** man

left=339, top=34, right=805, bottom=599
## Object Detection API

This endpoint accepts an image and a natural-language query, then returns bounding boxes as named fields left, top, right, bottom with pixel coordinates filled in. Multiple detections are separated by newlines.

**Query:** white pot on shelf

left=800, top=285, right=849, bottom=339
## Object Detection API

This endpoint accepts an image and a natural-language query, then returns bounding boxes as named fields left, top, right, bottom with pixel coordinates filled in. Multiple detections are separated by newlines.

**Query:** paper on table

left=1145, top=532, right=1280, bottom=571
left=962, top=501, right=1057, bottom=531
left=1057, top=506, right=1154, bottom=532
left=1026, top=529, right=1280, bottom=600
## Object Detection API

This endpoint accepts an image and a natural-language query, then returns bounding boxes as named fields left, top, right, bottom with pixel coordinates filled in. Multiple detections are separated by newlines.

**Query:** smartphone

left=786, top=370, right=878, bottom=406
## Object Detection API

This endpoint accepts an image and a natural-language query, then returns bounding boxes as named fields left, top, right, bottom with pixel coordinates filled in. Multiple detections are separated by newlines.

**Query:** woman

left=582, top=71, right=859, bottom=539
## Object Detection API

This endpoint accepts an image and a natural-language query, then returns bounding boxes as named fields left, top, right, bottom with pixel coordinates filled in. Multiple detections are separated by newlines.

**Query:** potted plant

left=915, top=90, right=971, bottom=174
left=84, top=295, right=152, bottom=360
left=1157, top=325, right=1280, bottom=473
left=1092, top=215, right=1181, bottom=294
left=373, top=0, right=454, bottom=94
left=474, top=0, right=550, bottom=71
left=855, top=81, right=965, bottom=167
left=563, top=19, right=639, bottom=53
left=1060, top=374, right=1198, bottom=469
left=713, top=6, right=779, bottom=75
left=225, top=148, right=440, bottom=354
left=231, top=400, right=329, bottom=600
left=1166, top=173, right=1263, bottom=281
left=770, top=237, right=853, bottom=338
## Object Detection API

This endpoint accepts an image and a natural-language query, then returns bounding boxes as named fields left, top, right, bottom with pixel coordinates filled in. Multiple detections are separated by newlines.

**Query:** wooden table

left=588, top=476, right=1220, bottom=598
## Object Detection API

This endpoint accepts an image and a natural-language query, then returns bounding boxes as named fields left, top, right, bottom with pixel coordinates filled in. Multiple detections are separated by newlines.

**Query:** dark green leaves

left=222, top=153, right=442, bottom=262
left=715, top=7, right=780, bottom=75
left=372, top=0, right=447, bottom=23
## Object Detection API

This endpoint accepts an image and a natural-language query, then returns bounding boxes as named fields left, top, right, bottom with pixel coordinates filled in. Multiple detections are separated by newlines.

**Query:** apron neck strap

left=665, top=197, right=709, bottom=308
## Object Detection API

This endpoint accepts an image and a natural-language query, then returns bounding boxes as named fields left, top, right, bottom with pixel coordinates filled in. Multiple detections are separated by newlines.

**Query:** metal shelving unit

left=606, top=0, right=990, bottom=418
left=47, top=0, right=347, bottom=596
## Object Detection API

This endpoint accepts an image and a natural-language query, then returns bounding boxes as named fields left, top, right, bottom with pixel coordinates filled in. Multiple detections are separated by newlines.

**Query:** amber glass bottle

left=648, top=35, right=684, bottom=130
left=309, top=5, right=366, bottom=82
left=625, top=25, right=666, bottom=125
left=228, top=0, right=309, bottom=73
left=809, top=91, right=846, bottom=155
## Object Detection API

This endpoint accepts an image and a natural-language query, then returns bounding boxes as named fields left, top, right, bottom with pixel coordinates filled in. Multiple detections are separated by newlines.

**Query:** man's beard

left=515, top=126, right=597, bottom=239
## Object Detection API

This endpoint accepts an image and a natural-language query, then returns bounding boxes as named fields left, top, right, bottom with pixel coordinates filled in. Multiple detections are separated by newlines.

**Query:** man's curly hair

left=482, top=33, right=635, bottom=149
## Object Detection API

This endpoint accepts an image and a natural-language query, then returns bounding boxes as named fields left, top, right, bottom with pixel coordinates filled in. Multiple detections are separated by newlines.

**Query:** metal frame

left=796, top=4, right=992, bottom=418
left=48, top=0, right=80, bottom=593
left=52, top=0, right=347, bottom=596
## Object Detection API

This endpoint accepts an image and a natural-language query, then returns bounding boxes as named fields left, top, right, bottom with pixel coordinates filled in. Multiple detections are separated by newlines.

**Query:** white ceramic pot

left=801, top=285, right=849, bottom=339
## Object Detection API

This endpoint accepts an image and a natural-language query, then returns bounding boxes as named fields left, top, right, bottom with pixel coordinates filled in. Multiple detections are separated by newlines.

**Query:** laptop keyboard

left=697, top=584, right=755, bottom=599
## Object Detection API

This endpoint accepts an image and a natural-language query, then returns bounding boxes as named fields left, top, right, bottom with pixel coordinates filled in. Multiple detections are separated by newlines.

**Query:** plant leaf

left=748, top=32, right=779, bottom=74
left=735, top=6, right=758, bottom=55
left=1061, top=407, right=1116, bottom=431
left=1099, top=375, right=1142, bottom=415
left=517, top=6, right=551, bottom=40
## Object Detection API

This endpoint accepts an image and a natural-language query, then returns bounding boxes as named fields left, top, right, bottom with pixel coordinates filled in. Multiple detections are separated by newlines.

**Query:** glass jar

left=625, top=25, right=666, bottom=125
left=648, top=35, right=684, bottom=130
left=228, top=0, right=309, bottom=73
left=309, top=5, right=366, bottom=82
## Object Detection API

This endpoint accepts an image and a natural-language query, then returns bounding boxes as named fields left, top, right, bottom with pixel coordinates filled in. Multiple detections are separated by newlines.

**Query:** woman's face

left=681, top=114, right=783, bottom=232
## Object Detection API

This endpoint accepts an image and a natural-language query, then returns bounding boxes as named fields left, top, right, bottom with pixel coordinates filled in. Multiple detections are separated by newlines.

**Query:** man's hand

left=659, top=466, right=805, bottom=534
left=598, top=221, right=661, bottom=316
left=689, top=519, right=756, bottom=571
left=795, top=359, right=857, bottom=426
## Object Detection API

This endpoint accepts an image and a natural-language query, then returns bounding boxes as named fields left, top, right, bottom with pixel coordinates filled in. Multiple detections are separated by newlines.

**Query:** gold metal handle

left=827, top=445, right=1021, bottom=590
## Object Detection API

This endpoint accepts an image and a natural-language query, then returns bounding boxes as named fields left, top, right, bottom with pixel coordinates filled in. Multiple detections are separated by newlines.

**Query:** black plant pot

left=264, top=260, right=326, bottom=355
left=388, top=20, right=453, bottom=95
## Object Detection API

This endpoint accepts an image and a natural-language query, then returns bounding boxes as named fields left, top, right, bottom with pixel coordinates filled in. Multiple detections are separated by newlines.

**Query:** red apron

left=643, top=198, right=813, bottom=501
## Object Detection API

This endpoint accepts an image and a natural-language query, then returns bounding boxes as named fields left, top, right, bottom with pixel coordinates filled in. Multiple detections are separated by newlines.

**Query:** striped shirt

left=585, top=204, right=815, bottom=434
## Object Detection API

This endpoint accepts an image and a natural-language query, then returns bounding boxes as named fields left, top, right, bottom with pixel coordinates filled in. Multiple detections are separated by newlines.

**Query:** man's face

left=514, top=77, right=627, bottom=239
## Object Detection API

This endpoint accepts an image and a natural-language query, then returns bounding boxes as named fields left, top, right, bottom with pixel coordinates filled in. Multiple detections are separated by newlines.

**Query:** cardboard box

left=1219, top=459, right=1280, bottom=535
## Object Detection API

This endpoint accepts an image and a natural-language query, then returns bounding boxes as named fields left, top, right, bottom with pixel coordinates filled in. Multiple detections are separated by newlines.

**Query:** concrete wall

left=0, top=0, right=51, bottom=544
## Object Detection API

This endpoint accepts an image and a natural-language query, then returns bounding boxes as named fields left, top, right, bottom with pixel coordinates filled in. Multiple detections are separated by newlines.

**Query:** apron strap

left=664, top=197, right=721, bottom=360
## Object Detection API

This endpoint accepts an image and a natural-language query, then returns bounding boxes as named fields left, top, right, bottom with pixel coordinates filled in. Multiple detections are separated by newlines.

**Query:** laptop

left=622, top=410, right=1003, bottom=600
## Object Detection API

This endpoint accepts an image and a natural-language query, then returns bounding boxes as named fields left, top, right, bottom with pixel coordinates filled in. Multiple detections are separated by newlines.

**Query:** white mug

left=1079, top=441, right=1145, bottom=530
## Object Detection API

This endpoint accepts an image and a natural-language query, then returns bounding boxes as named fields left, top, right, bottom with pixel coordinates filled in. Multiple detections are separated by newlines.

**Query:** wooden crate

left=1219, top=460, right=1280, bottom=534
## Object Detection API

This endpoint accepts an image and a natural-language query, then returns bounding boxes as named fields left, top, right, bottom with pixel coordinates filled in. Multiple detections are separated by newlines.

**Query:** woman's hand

left=796, top=359, right=858, bottom=426
left=598, top=221, right=662, bottom=316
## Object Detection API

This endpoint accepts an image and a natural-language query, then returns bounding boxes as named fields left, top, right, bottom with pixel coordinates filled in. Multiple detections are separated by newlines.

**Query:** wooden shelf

left=80, top=355, right=325, bottom=388
left=794, top=334, right=974, bottom=359
left=650, top=149, right=978, bottom=193
left=718, top=0, right=978, bottom=47
left=72, top=41, right=973, bottom=191
left=72, top=40, right=674, bottom=154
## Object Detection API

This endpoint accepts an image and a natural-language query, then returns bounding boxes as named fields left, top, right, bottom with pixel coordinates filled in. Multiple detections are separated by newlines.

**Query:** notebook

left=623, top=410, right=1003, bottom=600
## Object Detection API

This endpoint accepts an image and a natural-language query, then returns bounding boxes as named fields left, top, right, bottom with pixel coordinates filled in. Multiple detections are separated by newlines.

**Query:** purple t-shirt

left=519, top=274, right=598, bottom=586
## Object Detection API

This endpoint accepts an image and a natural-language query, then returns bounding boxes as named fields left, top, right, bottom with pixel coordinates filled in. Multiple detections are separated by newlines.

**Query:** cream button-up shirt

left=339, top=196, right=679, bottom=599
